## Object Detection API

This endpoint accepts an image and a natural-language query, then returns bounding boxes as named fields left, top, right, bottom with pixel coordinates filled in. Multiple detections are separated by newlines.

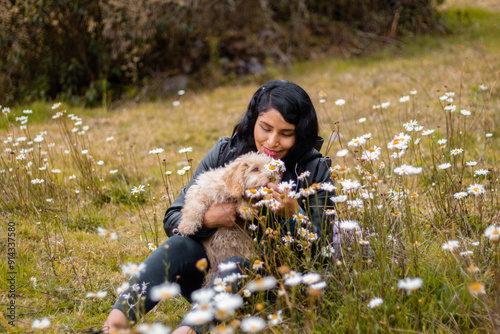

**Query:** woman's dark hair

left=231, top=79, right=319, bottom=166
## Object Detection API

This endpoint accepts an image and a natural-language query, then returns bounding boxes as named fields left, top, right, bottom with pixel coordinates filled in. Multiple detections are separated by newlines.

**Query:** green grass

left=1, top=4, right=499, bottom=334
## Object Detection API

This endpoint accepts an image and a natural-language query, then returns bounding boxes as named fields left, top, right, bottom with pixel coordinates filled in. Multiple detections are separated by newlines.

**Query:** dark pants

left=111, top=235, right=251, bottom=326
left=112, top=235, right=207, bottom=323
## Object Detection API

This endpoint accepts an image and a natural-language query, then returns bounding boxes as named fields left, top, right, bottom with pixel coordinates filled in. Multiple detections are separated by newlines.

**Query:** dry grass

left=1, top=4, right=499, bottom=334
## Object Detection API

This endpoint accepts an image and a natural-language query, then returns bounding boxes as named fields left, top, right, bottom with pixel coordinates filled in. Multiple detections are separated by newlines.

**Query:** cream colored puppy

left=178, top=152, right=282, bottom=283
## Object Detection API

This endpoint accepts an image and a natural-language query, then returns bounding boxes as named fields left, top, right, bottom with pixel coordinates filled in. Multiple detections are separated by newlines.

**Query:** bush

left=0, top=0, right=443, bottom=106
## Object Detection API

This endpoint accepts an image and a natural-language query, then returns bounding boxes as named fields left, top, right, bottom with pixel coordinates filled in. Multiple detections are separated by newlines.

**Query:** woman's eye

left=252, top=167, right=259, bottom=172
left=261, top=126, right=271, bottom=132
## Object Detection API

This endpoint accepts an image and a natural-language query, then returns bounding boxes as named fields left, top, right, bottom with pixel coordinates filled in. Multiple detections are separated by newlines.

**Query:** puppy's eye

left=252, top=167, right=259, bottom=172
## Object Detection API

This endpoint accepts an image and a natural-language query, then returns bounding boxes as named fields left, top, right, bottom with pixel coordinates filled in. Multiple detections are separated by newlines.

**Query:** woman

left=103, top=80, right=333, bottom=333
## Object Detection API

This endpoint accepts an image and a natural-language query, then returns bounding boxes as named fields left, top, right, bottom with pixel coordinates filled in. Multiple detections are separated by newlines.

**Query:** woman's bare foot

left=103, top=309, right=129, bottom=333
left=171, top=326, right=196, bottom=334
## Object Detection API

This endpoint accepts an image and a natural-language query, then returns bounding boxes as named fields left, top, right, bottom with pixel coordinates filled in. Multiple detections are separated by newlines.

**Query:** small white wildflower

left=284, top=271, right=302, bottom=286
left=438, top=163, right=451, bottom=170
left=240, top=316, right=266, bottom=333
left=32, top=318, right=51, bottom=329
left=453, top=192, right=468, bottom=199
left=460, top=251, right=473, bottom=257
left=387, top=133, right=411, bottom=150
left=368, top=297, right=384, bottom=308
left=336, top=149, right=349, bottom=157
left=468, top=184, right=485, bottom=196
left=116, top=282, right=130, bottom=294
left=474, top=169, right=489, bottom=176
left=437, top=139, right=447, bottom=146
left=302, top=273, right=321, bottom=285
left=218, top=262, right=237, bottom=272
left=348, top=136, right=366, bottom=147
left=183, top=309, right=214, bottom=326
left=86, top=290, right=108, bottom=299
left=246, top=276, right=277, bottom=292
left=442, top=240, right=460, bottom=252
left=484, top=225, right=500, bottom=242
left=330, top=195, right=347, bottom=203
left=335, top=99, right=345, bottom=106
left=121, top=262, right=146, bottom=277
left=403, top=120, right=418, bottom=131
left=398, top=277, right=423, bottom=292
left=179, top=147, right=193, bottom=154
left=297, top=171, right=311, bottom=180
left=339, top=220, right=360, bottom=231
left=131, top=185, right=146, bottom=194
left=150, top=282, right=181, bottom=301
left=321, top=182, right=336, bottom=192
left=149, top=148, right=165, bottom=155
left=339, top=179, right=361, bottom=192
left=268, top=310, right=283, bottom=326
left=444, top=105, right=456, bottom=112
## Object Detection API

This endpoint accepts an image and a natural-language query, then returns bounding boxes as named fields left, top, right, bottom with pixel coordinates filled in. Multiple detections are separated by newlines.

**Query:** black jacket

left=163, top=137, right=334, bottom=241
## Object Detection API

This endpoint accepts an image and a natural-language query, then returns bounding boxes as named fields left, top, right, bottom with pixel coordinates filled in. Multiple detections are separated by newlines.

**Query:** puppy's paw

left=177, top=220, right=201, bottom=236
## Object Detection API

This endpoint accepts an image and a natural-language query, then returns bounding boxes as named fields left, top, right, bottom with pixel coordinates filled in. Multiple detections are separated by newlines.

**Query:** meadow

left=1, top=3, right=499, bottom=334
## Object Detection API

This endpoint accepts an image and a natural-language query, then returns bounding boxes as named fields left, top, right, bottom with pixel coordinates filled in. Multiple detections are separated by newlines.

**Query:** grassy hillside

left=1, top=4, right=499, bottom=334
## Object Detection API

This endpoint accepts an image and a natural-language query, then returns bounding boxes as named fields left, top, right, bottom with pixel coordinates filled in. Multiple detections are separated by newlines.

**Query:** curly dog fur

left=178, top=152, right=281, bottom=284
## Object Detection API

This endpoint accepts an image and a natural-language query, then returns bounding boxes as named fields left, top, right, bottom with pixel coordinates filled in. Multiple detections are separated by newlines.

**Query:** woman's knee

left=163, top=235, right=207, bottom=263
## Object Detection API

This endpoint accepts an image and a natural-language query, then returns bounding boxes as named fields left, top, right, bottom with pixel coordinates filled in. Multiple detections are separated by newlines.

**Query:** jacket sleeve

left=302, top=156, right=334, bottom=242
left=163, top=138, right=229, bottom=237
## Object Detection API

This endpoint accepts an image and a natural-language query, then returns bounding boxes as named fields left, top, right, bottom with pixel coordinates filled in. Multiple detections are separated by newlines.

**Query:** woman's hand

left=267, top=182, right=299, bottom=220
left=202, top=202, right=236, bottom=230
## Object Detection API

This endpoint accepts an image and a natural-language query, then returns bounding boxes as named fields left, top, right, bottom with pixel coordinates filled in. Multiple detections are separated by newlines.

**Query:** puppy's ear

left=222, top=161, right=248, bottom=198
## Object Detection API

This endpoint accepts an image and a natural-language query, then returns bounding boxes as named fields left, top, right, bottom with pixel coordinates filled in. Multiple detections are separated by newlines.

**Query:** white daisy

left=368, top=297, right=383, bottom=308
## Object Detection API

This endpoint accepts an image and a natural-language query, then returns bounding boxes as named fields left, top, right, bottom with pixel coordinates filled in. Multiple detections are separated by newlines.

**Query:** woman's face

left=254, top=108, right=296, bottom=160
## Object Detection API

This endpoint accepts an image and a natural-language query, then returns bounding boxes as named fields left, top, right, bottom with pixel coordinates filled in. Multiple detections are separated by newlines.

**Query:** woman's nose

left=267, top=133, right=279, bottom=147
